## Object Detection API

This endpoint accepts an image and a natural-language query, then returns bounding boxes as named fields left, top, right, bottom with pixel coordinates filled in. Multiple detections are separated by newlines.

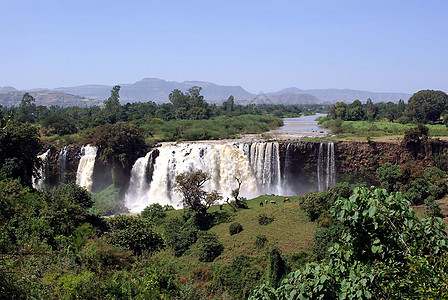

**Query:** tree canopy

left=406, top=89, right=448, bottom=123
left=0, top=121, right=42, bottom=186
left=175, top=170, right=221, bottom=214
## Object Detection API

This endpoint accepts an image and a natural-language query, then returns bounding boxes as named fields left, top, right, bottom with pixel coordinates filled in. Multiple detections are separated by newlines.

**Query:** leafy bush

left=376, top=163, right=401, bottom=192
left=268, top=248, right=288, bottom=288
left=254, top=234, right=268, bottom=249
left=258, top=213, right=275, bottom=226
left=252, top=187, right=448, bottom=299
left=298, top=192, right=327, bottom=221
left=164, top=218, right=198, bottom=256
left=312, top=225, right=343, bottom=260
left=78, top=237, right=134, bottom=272
left=141, top=203, right=166, bottom=222
left=211, top=255, right=264, bottom=299
left=196, top=231, right=223, bottom=262
left=406, top=177, right=430, bottom=205
left=425, top=197, right=443, bottom=218
left=106, top=215, right=164, bottom=255
left=229, top=222, right=243, bottom=235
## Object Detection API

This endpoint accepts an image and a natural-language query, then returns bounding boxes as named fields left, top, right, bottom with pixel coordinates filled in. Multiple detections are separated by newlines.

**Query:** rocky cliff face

left=38, top=139, right=448, bottom=198
left=334, top=139, right=448, bottom=185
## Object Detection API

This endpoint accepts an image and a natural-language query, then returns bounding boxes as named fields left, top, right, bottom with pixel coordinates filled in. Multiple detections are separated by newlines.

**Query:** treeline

left=0, top=86, right=328, bottom=138
left=327, top=89, right=448, bottom=124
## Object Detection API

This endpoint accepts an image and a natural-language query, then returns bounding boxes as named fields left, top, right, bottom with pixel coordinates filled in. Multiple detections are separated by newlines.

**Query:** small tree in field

left=175, top=170, right=221, bottom=215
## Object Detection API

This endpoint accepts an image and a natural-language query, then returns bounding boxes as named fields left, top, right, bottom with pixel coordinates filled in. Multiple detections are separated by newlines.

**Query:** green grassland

left=321, top=119, right=448, bottom=142
left=163, top=195, right=316, bottom=262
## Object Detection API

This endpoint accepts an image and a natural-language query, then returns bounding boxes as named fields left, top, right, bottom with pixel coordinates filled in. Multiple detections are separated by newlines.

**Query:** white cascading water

left=125, top=151, right=155, bottom=213
left=125, top=142, right=260, bottom=213
left=76, top=145, right=97, bottom=192
left=244, top=142, right=283, bottom=195
left=317, top=141, right=335, bottom=191
left=32, top=149, right=50, bottom=189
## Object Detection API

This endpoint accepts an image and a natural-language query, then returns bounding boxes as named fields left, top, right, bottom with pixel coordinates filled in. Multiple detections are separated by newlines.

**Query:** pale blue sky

left=1, top=0, right=447, bottom=94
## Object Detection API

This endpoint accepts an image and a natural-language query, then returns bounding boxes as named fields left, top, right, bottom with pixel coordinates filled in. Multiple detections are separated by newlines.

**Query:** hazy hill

left=1, top=79, right=414, bottom=107
left=237, top=92, right=325, bottom=105
left=0, top=90, right=102, bottom=107
left=0, top=86, right=17, bottom=92
left=270, top=87, right=411, bottom=103
left=56, top=78, right=253, bottom=104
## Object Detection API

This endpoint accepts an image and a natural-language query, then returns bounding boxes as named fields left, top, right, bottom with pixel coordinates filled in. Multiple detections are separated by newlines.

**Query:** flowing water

left=32, top=149, right=50, bottom=189
left=76, top=145, right=97, bottom=192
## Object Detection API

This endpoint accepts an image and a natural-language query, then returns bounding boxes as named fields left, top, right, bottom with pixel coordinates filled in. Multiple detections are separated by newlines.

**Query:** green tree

left=328, top=101, right=347, bottom=120
left=406, top=89, right=448, bottom=123
left=376, top=163, right=400, bottom=192
left=92, top=121, right=146, bottom=169
left=196, top=231, right=223, bottom=262
left=365, top=98, right=377, bottom=121
left=346, top=100, right=365, bottom=121
left=16, top=92, right=37, bottom=123
left=101, top=85, right=125, bottom=124
left=0, top=122, right=42, bottom=186
left=175, top=170, right=221, bottom=214
left=169, top=86, right=210, bottom=120
left=42, top=115, right=78, bottom=135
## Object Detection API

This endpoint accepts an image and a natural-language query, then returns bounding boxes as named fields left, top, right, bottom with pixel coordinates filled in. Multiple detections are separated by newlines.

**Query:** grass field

left=321, top=120, right=448, bottom=142
left=162, top=195, right=316, bottom=263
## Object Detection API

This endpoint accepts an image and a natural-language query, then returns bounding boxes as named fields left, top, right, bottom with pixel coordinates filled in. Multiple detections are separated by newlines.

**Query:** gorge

left=34, top=140, right=336, bottom=213
left=34, top=137, right=448, bottom=214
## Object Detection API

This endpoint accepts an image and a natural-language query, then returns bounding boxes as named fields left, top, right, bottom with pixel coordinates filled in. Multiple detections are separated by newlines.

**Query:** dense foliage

left=326, top=90, right=448, bottom=127
left=251, top=187, right=448, bottom=299
left=0, top=121, right=42, bottom=186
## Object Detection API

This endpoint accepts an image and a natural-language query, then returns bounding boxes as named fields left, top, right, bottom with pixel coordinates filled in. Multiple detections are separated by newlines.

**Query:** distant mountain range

left=0, top=90, right=102, bottom=107
left=0, top=78, right=413, bottom=107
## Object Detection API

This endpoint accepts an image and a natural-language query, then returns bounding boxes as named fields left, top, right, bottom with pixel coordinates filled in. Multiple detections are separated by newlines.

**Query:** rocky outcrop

left=334, top=139, right=448, bottom=185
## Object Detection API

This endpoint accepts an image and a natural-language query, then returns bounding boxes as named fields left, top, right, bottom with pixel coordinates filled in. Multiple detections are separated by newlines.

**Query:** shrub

left=211, top=255, right=264, bottom=299
left=254, top=234, right=268, bottom=249
left=141, top=203, right=166, bottom=222
left=376, top=163, right=400, bottom=192
left=406, top=178, right=430, bottom=205
left=78, top=237, right=134, bottom=272
left=312, top=225, right=343, bottom=260
left=268, top=248, right=288, bottom=288
left=298, top=192, right=326, bottom=221
left=258, top=213, right=275, bottom=226
left=164, top=218, right=198, bottom=256
left=106, top=215, right=164, bottom=255
left=229, top=222, right=243, bottom=235
left=196, top=231, right=223, bottom=262
left=425, top=197, right=443, bottom=218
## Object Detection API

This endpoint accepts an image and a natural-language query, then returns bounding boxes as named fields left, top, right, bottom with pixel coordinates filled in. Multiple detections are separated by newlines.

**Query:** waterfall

left=245, top=142, right=283, bottom=194
left=32, top=149, right=50, bottom=189
left=125, top=142, right=259, bottom=213
left=124, top=151, right=158, bottom=212
left=317, top=141, right=335, bottom=191
left=58, top=146, right=68, bottom=184
left=124, top=141, right=335, bottom=213
left=76, top=145, right=97, bottom=192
